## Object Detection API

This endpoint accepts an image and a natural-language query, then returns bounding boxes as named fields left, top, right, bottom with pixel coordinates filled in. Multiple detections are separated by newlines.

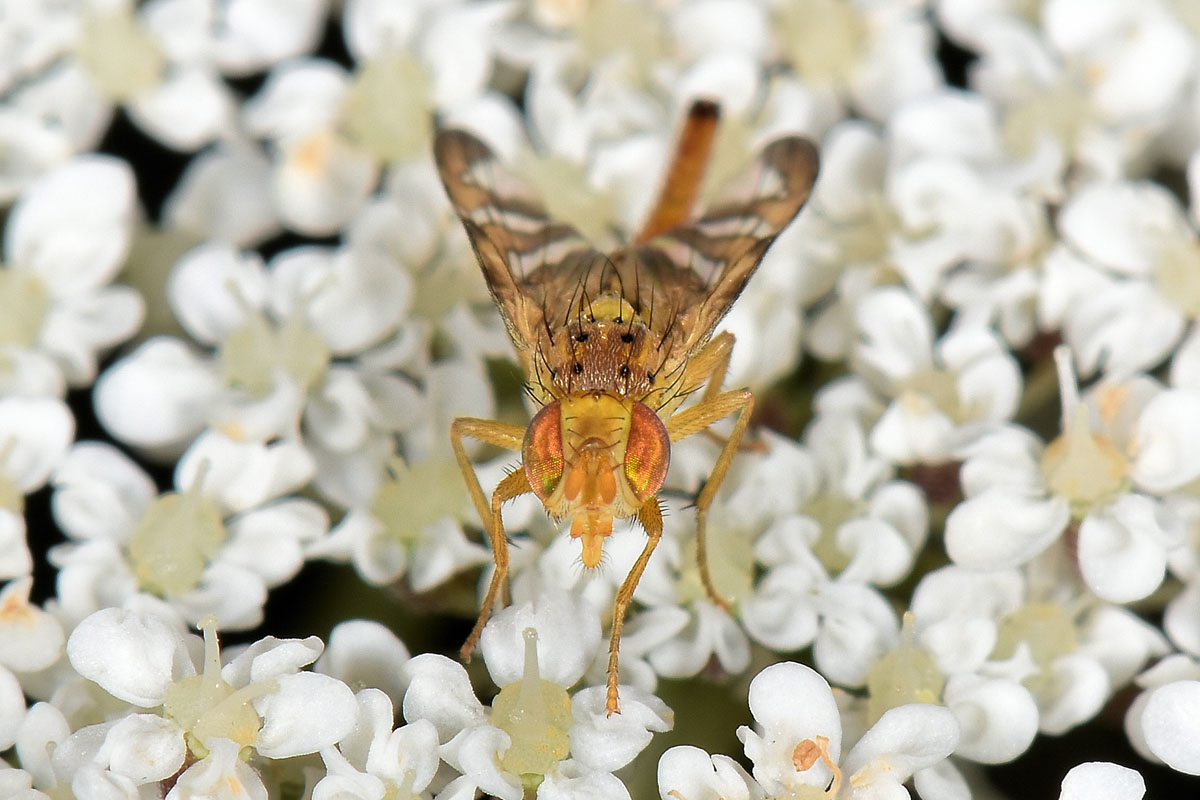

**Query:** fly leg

left=450, top=418, right=531, bottom=661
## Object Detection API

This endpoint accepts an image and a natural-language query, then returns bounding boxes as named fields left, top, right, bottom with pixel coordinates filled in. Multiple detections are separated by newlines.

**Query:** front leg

left=450, top=417, right=531, bottom=662
left=606, top=498, right=664, bottom=715
left=449, top=417, right=525, bottom=534
left=459, top=468, right=531, bottom=662
left=665, top=389, right=755, bottom=612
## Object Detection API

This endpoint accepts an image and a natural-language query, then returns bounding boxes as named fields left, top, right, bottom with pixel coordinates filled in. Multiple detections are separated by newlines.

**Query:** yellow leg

left=606, top=498, right=664, bottom=715
left=690, top=331, right=734, bottom=405
left=460, top=468, right=531, bottom=662
left=678, top=333, right=764, bottom=452
left=665, top=389, right=755, bottom=612
left=449, top=417, right=530, bottom=662
left=450, top=417, right=525, bottom=538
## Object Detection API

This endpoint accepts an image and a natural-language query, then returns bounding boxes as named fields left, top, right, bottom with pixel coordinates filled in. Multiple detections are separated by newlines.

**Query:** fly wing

left=433, top=129, right=612, bottom=358
left=633, top=135, right=820, bottom=376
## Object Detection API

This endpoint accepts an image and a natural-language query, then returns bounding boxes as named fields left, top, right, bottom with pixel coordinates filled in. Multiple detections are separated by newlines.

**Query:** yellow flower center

left=370, top=458, right=468, bottom=545
left=128, top=482, right=226, bottom=597
left=340, top=53, right=433, bottom=163
left=491, top=628, right=573, bottom=788
left=866, top=638, right=945, bottom=725
left=163, top=617, right=274, bottom=759
left=1041, top=403, right=1129, bottom=515
left=218, top=307, right=330, bottom=397
left=1154, top=235, right=1200, bottom=318
left=76, top=11, right=166, bottom=101
left=0, top=270, right=50, bottom=348
left=777, top=0, right=866, bottom=86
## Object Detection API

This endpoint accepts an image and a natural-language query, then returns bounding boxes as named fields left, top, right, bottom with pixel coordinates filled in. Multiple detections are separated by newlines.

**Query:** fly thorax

left=550, top=295, right=657, bottom=397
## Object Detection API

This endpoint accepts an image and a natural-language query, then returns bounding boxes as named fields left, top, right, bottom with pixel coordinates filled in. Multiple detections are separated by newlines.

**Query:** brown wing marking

left=635, top=136, right=820, bottom=379
left=433, top=129, right=605, bottom=354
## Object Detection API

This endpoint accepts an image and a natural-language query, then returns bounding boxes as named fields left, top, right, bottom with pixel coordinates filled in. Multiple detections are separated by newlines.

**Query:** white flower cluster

left=3, top=0, right=1200, bottom=798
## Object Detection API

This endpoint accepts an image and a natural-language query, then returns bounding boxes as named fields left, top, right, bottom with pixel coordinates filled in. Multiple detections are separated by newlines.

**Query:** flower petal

left=66, top=604, right=191, bottom=707
left=1059, top=761, right=1146, bottom=800
left=1142, top=680, right=1200, bottom=775
left=945, top=488, right=1068, bottom=569
left=569, top=685, right=672, bottom=772
left=254, top=671, right=357, bottom=758
left=943, top=674, right=1037, bottom=764
left=843, top=703, right=959, bottom=783
left=480, top=587, right=601, bottom=689
left=5, top=156, right=135, bottom=289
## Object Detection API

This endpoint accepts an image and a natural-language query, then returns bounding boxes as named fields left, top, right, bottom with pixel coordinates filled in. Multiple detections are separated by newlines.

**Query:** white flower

left=95, top=237, right=436, bottom=519
left=942, top=0, right=1195, bottom=180
left=241, top=58, right=379, bottom=235
left=0, top=765, right=50, bottom=800
left=162, top=140, right=281, bottom=248
left=0, top=662, right=25, bottom=752
left=657, top=745, right=761, bottom=800
left=315, top=620, right=411, bottom=709
left=92, top=336, right=223, bottom=457
left=850, top=287, right=1022, bottom=465
left=705, top=662, right=961, bottom=799
left=908, top=556, right=1166, bottom=750
left=168, top=737, right=268, bottom=800
left=946, top=350, right=1193, bottom=603
left=205, top=0, right=331, bottom=76
left=1040, top=180, right=1200, bottom=379
left=0, top=394, right=73, bottom=580
left=1124, top=653, right=1200, bottom=761
left=2, top=0, right=330, bottom=159
left=240, top=0, right=510, bottom=236
left=314, top=689, right=440, bottom=800
left=401, top=589, right=670, bottom=799
left=804, top=97, right=1054, bottom=360
left=10, top=701, right=70, bottom=796
left=0, top=577, right=65, bottom=681
left=735, top=433, right=909, bottom=683
left=66, top=604, right=357, bottom=779
left=344, top=0, right=512, bottom=113
left=905, top=566, right=1041, bottom=763
left=765, top=0, right=942, bottom=123
left=799, top=416, right=928, bottom=587
left=0, top=2, right=88, bottom=192
left=0, top=156, right=139, bottom=394
left=1059, top=761, right=1145, bottom=800
left=50, top=438, right=326, bottom=629
left=983, top=572, right=1148, bottom=736
left=1139, top=679, right=1200, bottom=775
left=40, top=0, right=232, bottom=152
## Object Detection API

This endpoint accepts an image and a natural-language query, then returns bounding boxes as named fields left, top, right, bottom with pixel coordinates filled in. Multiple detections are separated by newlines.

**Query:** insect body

left=435, top=102, right=819, bottom=714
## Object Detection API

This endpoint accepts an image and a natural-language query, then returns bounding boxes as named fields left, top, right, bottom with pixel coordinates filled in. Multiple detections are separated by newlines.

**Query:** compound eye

left=523, top=401, right=564, bottom=503
left=624, top=402, right=670, bottom=502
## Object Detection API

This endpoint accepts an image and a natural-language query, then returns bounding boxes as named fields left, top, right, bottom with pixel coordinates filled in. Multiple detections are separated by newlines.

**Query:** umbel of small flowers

left=11, top=0, right=1200, bottom=797
left=658, top=661, right=1148, bottom=800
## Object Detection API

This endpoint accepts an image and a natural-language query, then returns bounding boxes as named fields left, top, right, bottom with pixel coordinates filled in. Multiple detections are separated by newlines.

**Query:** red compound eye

left=523, top=401, right=564, bottom=503
left=624, top=402, right=670, bottom=502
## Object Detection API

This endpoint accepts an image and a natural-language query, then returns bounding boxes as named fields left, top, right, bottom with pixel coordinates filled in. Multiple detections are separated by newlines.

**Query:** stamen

left=793, top=735, right=843, bottom=796
left=519, top=627, right=545, bottom=726
left=491, top=626, right=572, bottom=781
left=1053, top=345, right=1079, bottom=431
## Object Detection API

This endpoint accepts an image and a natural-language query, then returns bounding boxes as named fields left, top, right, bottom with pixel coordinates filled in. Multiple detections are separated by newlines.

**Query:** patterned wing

left=632, top=135, right=820, bottom=377
left=433, top=129, right=612, bottom=360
